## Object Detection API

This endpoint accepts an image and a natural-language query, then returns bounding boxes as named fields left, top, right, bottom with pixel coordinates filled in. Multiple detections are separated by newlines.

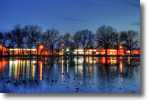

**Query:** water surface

left=0, top=56, right=140, bottom=93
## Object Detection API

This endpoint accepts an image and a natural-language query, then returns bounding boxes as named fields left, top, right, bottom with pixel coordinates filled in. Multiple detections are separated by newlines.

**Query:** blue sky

left=0, top=0, right=140, bottom=35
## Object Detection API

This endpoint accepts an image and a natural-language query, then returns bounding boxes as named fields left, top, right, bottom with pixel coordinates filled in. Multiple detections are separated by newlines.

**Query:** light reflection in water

left=9, top=61, right=13, bottom=78
left=62, top=59, right=64, bottom=78
left=14, top=60, right=20, bottom=80
left=22, top=60, right=25, bottom=79
left=0, top=59, right=6, bottom=76
left=120, top=60, right=123, bottom=73
left=40, top=61, right=42, bottom=81
left=74, top=57, right=84, bottom=64
left=0, top=57, right=140, bottom=93
left=128, top=56, right=131, bottom=65
left=75, top=64, right=83, bottom=76
left=86, top=57, right=96, bottom=64
left=119, top=60, right=123, bottom=82
left=31, top=61, right=35, bottom=79
left=26, top=61, right=30, bottom=79
left=8, top=59, right=43, bottom=81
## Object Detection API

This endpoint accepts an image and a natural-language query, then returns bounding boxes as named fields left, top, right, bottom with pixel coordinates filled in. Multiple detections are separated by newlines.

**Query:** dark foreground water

left=0, top=56, right=140, bottom=93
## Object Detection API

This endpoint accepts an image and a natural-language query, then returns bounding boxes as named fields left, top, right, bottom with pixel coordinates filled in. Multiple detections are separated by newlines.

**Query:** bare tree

left=72, top=32, right=81, bottom=55
left=112, top=32, right=124, bottom=56
left=96, top=25, right=116, bottom=64
left=62, top=32, right=71, bottom=49
left=11, top=24, right=25, bottom=55
left=40, top=33, right=47, bottom=55
left=0, top=32, right=5, bottom=56
left=56, top=39, right=63, bottom=56
left=0, top=32, right=3, bottom=56
left=78, top=29, right=95, bottom=56
left=23, top=25, right=42, bottom=56
left=121, top=30, right=139, bottom=56
left=0, top=32, right=7, bottom=56
left=5, top=32, right=16, bottom=56
left=69, top=41, right=76, bottom=51
left=44, top=29, right=61, bottom=56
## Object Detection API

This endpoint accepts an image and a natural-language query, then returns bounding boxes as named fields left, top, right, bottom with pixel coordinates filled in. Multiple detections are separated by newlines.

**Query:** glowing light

left=120, top=61, right=123, bottom=73
left=61, top=43, right=64, bottom=47
left=79, top=52, right=84, bottom=54
left=10, top=48, right=36, bottom=51
left=32, top=61, right=36, bottom=64
left=74, top=57, right=84, bottom=64
left=119, top=46, right=123, bottom=49
left=121, top=77, right=123, bottom=82
left=15, top=60, right=18, bottom=64
left=75, top=49, right=83, bottom=52
left=27, top=49, right=36, bottom=51
left=40, top=45, right=43, bottom=49
left=9, top=49, right=20, bottom=50
left=40, top=62, right=42, bottom=81
left=110, top=57, right=117, bottom=64
left=96, top=52, right=99, bottom=54
left=66, top=48, right=69, bottom=51
left=110, top=50, right=116, bottom=52
left=74, top=52, right=77, bottom=54
left=89, top=52, right=92, bottom=54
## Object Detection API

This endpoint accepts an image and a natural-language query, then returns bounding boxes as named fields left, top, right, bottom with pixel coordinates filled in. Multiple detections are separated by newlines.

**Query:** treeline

left=0, top=24, right=140, bottom=56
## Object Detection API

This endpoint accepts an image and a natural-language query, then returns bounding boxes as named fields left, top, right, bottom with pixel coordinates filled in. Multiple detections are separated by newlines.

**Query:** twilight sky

left=0, top=0, right=140, bottom=35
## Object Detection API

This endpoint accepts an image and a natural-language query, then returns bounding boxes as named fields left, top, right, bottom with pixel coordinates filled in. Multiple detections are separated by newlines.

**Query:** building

left=0, top=45, right=140, bottom=56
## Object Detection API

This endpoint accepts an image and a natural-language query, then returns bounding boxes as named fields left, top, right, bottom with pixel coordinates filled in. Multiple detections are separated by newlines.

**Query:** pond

left=0, top=56, right=140, bottom=93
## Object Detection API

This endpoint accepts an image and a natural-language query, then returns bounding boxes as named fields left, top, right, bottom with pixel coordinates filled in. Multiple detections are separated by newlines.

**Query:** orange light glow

left=119, top=46, right=123, bottom=49
left=121, top=77, right=123, bottom=82
left=40, top=62, right=42, bottom=81
left=61, top=43, right=64, bottom=47
left=40, top=45, right=43, bottom=49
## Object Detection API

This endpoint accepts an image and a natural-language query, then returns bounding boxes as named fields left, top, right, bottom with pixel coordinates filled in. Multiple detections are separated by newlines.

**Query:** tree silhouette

left=72, top=32, right=81, bottom=56
left=0, top=32, right=4, bottom=56
left=112, top=32, right=124, bottom=56
left=96, top=25, right=116, bottom=64
left=43, top=29, right=61, bottom=56
left=5, top=32, right=15, bottom=56
left=0, top=32, right=7, bottom=56
left=0, top=24, right=140, bottom=58
left=23, top=25, right=41, bottom=56
left=56, top=40, right=63, bottom=56
left=11, top=24, right=25, bottom=55
left=121, top=30, right=139, bottom=56
left=62, top=32, right=71, bottom=49
left=40, top=33, right=47, bottom=55
left=78, top=29, right=95, bottom=56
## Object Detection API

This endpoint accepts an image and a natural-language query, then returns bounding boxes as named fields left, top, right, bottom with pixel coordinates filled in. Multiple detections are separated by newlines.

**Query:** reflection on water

left=0, top=56, right=140, bottom=93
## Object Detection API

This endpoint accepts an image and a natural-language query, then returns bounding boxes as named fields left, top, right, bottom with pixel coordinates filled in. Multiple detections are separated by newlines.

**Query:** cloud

left=131, top=22, right=140, bottom=26
left=125, top=1, right=140, bottom=8
left=110, top=0, right=140, bottom=9
left=58, top=17, right=88, bottom=21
